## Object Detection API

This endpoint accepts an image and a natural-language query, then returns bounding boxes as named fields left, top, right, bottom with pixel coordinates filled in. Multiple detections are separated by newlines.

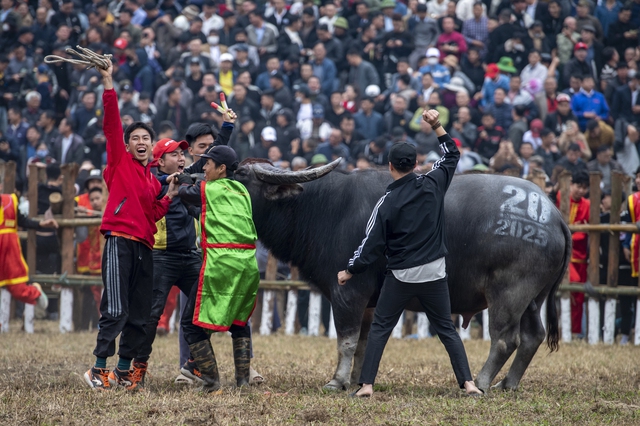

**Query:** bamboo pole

left=587, top=172, right=602, bottom=345
left=259, top=253, right=278, bottom=335
left=569, top=223, right=640, bottom=232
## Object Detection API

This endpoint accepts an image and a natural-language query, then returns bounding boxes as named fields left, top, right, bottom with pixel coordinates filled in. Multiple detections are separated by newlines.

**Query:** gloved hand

left=177, top=173, right=194, bottom=185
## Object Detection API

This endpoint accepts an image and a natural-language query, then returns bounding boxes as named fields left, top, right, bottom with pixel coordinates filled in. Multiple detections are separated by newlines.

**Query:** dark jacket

left=51, top=133, right=85, bottom=165
left=347, top=133, right=459, bottom=274
left=611, top=84, right=640, bottom=124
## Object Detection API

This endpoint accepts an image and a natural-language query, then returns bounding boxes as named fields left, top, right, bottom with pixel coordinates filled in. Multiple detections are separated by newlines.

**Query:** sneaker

left=84, top=367, right=111, bottom=391
left=131, top=362, right=148, bottom=388
left=33, top=283, right=48, bottom=310
left=620, top=334, right=630, bottom=346
left=180, top=359, right=204, bottom=384
left=108, top=368, right=138, bottom=390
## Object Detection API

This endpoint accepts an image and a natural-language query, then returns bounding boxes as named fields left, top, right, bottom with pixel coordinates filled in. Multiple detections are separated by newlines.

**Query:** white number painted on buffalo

left=501, top=185, right=552, bottom=224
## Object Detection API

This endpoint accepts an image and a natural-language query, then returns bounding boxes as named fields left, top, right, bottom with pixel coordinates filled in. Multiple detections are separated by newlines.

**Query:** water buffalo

left=234, top=159, right=570, bottom=392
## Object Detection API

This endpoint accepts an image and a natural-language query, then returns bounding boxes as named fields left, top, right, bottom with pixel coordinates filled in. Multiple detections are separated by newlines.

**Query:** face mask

left=295, top=96, right=302, bottom=102
left=514, top=43, right=524, bottom=51
left=207, top=36, right=219, bottom=45
left=427, top=57, right=438, bottom=65
left=36, top=149, right=48, bottom=158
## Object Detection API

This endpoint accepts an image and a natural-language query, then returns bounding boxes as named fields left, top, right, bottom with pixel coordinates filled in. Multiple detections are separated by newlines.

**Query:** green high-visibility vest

left=193, top=178, right=260, bottom=331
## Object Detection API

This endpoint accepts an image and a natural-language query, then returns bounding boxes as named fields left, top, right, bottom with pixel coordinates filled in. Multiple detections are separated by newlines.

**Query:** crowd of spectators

left=0, top=0, right=639, bottom=190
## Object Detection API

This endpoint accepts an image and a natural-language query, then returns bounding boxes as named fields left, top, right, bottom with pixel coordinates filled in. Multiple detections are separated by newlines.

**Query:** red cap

left=556, top=93, right=571, bottom=103
left=452, top=138, right=462, bottom=148
left=574, top=42, right=588, bottom=51
left=152, top=138, right=189, bottom=161
left=530, top=119, right=543, bottom=136
left=114, top=38, right=128, bottom=50
left=485, top=63, right=499, bottom=79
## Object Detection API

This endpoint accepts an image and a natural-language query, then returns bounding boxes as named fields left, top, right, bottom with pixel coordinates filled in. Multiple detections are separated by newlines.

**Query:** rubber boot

left=232, top=337, right=251, bottom=387
left=188, top=339, right=221, bottom=393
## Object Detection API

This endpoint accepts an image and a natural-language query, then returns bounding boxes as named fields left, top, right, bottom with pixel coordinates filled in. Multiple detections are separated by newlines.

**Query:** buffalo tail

left=546, top=220, right=572, bottom=352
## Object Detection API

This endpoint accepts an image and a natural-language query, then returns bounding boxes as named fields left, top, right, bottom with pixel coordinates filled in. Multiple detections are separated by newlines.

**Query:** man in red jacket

left=84, top=63, right=179, bottom=391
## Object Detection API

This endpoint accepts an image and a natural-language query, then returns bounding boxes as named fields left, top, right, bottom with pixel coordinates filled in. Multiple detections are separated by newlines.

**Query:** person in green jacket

left=174, top=144, right=260, bottom=393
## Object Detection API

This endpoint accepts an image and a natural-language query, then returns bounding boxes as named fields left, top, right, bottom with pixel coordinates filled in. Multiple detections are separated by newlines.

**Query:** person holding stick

left=337, top=109, right=483, bottom=398
left=84, top=62, right=179, bottom=391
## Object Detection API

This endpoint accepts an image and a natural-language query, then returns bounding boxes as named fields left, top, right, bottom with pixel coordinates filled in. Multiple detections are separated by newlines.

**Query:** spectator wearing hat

left=544, top=93, right=577, bottom=135
left=346, top=48, right=380, bottom=97
left=354, top=96, right=385, bottom=142
left=333, top=17, right=354, bottom=54
left=479, top=63, right=510, bottom=106
left=587, top=145, right=624, bottom=188
left=247, top=10, right=279, bottom=60
left=251, top=126, right=278, bottom=159
left=595, top=0, right=623, bottom=39
left=522, top=118, right=545, bottom=149
left=556, top=16, right=581, bottom=65
left=51, top=117, right=85, bottom=165
left=278, top=14, right=304, bottom=60
left=571, top=75, right=610, bottom=131
left=216, top=53, right=236, bottom=96
left=607, top=7, right=638, bottom=59
left=575, top=0, right=604, bottom=42
left=172, top=5, right=199, bottom=31
left=407, top=4, right=440, bottom=69
left=535, top=128, right=561, bottom=176
left=563, top=42, right=596, bottom=87
left=419, top=48, right=451, bottom=88
left=485, top=87, right=513, bottom=130
left=585, top=118, right=614, bottom=153
left=611, top=69, right=640, bottom=124
left=436, top=16, right=467, bottom=60
left=462, top=2, right=488, bottom=59
left=298, top=103, right=333, bottom=141
left=257, top=89, right=281, bottom=127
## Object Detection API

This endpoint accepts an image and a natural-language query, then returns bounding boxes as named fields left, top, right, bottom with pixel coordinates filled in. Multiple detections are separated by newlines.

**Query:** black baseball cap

left=197, top=145, right=239, bottom=171
left=388, top=142, right=416, bottom=169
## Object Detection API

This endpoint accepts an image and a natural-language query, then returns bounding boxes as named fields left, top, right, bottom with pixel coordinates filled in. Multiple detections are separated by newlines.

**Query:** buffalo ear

left=263, top=183, right=304, bottom=200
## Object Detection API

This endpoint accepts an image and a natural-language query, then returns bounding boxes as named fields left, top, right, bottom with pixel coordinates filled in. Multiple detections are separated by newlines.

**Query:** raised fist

left=422, top=109, right=440, bottom=126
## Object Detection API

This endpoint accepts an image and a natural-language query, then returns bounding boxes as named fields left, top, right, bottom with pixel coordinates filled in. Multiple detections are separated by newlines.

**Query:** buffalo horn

left=253, top=158, right=342, bottom=184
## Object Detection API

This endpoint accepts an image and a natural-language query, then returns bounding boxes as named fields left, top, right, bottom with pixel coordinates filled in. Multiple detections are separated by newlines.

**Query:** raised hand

left=223, top=108, right=238, bottom=124
left=422, top=109, right=440, bottom=126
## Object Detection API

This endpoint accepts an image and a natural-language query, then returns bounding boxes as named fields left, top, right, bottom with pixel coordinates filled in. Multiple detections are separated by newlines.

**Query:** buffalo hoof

left=491, top=380, right=517, bottom=391
left=323, top=380, right=348, bottom=392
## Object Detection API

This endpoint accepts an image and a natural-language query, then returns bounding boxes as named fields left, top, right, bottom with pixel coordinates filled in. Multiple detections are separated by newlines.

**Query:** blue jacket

left=353, top=110, right=385, bottom=142
left=255, top=71, right=291, bottom=91
left=570, top=89, right=610, bottom=131
left=481, top=75, right=510, bottom=107
left=311, top=58, right=337, bottom=98
left=418, top=64, right=450, bottom=87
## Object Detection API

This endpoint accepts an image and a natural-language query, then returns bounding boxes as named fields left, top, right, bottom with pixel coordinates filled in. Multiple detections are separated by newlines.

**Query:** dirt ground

left=1, top=321, right=639, bottom=425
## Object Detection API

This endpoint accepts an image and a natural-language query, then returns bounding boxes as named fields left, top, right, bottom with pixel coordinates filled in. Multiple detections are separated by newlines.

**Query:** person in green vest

left=174, top=144, right=260, bottom=393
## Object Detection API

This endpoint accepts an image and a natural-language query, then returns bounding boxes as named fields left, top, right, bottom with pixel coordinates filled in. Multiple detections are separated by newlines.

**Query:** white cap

left=219, top=53, right=234, bottom=62
left=364, top=84, right=380, bottom=97
left=426, top=47, right=440, bottom=58
left=261, top=126, right=277, bottom=141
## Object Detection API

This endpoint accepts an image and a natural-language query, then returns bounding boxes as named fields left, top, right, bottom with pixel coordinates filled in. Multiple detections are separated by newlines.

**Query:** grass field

left=1, top=321, right=640, bottom=425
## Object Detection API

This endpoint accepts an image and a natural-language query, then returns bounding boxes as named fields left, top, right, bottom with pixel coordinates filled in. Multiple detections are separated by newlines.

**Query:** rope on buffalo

left=44, top=45, right=112, bottom=70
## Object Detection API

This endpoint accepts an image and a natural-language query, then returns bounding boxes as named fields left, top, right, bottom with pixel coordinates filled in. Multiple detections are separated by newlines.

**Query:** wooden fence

left=2, top=161, right=640, bottom=345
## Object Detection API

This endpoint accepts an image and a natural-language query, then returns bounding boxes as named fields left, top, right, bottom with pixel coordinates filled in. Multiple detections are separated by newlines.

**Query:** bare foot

left=352, top=383, right=373, bottom=398
left=464, top=380, right=484, bottom=396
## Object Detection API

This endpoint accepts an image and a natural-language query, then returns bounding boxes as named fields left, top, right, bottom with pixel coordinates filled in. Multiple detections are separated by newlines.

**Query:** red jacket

left=100, top=89, right=171, bottom=248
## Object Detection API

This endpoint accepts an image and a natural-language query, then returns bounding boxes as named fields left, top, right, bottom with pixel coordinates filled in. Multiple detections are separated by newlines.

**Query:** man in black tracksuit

left=338, top=109, right=483, bottom=397
left=130, top=119, right=234, bottom=386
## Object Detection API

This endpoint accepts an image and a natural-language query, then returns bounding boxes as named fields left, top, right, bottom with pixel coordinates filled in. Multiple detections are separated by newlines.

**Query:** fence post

left=307, top=291, right=322, bottom=336
left=416, top=312, right=430, bottom=339
left=328, top=307, right=337, bottom=339
left=392, top=311, right=403, bottom=339
left=587, top=172, right=602, bottom=345
left=482, top=309, right=490, bottom=340
left=259, top=253, right=278, bottom=335
left=27, top=164, right=39, bottom=277
left=284, top=267, right=299, bottom=335
left=558, top=170, right=572, bottom=343
left=0, top=288, right=10, bottom=333
left=59, top=164, right=78, bottom=333
left=458, top=315, right=470, bottom=341
left=603, top=172, right=624, bottom=344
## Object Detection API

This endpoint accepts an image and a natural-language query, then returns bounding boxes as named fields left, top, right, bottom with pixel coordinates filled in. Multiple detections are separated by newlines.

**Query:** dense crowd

left=1, top=0, right=640, bottom=343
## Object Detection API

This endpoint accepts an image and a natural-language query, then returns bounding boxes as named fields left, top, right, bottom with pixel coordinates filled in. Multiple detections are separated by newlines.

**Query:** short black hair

left=185, top=123, right=217, bottom=145
left=540, top=128, right=553, bottom=138
left=124, top=122, right=155, bottom=144
left=572, top=170, right=590, bottom=187
left=46, top=163, right=61, bottom=180
left=89, top=187, right=103, bottom=196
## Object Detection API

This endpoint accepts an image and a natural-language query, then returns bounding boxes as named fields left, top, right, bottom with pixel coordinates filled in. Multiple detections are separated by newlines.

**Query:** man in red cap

left=478, top=63, right=510, bottom=107
left=563, top=42, right=596, bottom=87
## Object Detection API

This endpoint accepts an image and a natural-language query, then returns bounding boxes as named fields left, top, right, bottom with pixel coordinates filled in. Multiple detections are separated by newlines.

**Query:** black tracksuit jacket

left=347, top=133, right=459, bottom=274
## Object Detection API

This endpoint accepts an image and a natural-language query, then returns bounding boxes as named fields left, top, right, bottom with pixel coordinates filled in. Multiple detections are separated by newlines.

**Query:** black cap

left=388, top=142, right=416, bottom=169
left=417, top=3, right=427, bottom=12
left=317, top=23, right=330, bottom=31
left=197, top=145, right=239, bottom=171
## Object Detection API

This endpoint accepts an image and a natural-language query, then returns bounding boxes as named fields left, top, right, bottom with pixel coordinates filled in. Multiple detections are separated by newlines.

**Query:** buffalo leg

left=350, top=308, right=374, bottom=385
left=475, top=302, right=524, bottom=391
left=324, top=331, right=360, bottom=391
left=495, top=300, right=546, bottom=390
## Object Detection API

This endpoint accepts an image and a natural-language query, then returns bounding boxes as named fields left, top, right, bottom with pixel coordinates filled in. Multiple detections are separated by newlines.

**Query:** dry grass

left=1, top=321, right=640, bottom=425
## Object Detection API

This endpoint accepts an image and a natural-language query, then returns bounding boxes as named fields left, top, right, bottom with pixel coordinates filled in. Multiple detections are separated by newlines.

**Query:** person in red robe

left=556, top=170, right=590, bottom=335
left=627, top=167, right=640, bottom=279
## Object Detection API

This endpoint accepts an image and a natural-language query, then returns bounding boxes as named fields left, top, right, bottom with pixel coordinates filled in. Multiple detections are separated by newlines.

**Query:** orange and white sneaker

left=131, top=362, right=148, bottom=388
left=84, top=367, right=111, bottom=391
left=108, top=368, right=138, bottom=391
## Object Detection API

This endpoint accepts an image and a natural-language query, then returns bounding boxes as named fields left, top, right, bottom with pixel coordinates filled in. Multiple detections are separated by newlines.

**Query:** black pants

left=359, top=274, right=473, bottom=388
left=36, top=234, right=60, bottom=274
left=93, top=237, right=153, bottom=360
left=135, top=250, right=201, bottom=362
left=181, top=276, right=251, bottom=345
